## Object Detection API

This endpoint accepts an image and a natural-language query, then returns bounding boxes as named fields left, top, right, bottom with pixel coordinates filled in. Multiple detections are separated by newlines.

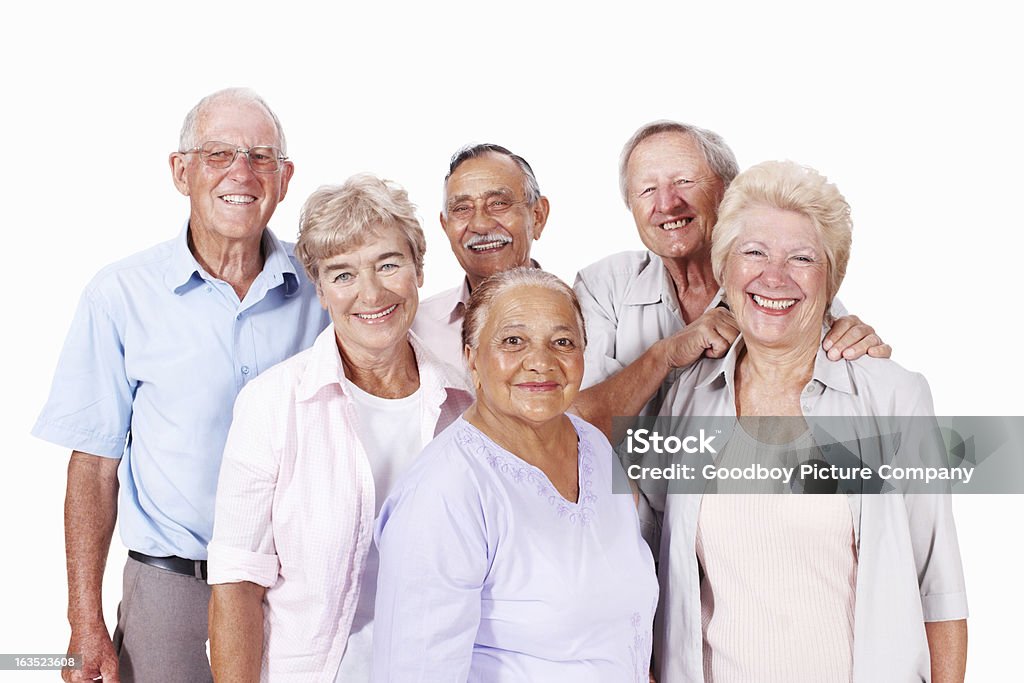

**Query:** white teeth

left=221, top=194, right=256, bottom=205
left=752, top=294, right=797, bottom=310
left=660, top=218, right=691, bottom=230
left=468, top=238, right=511, bottom=251
left=355, top=304, right=398, bottom=320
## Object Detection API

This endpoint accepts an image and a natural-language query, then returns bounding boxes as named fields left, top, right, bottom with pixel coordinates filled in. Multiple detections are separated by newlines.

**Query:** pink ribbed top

left=696, top=494, right=857, bottom=683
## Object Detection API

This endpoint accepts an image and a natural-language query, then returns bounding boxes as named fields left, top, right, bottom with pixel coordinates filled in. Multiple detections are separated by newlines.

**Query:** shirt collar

left=165, top=222, right=299, bottom=296
left=695, top=335, right=743, bottom=392
left=260, top=228, right=301, bottom=297
left=296, top=325, right=473, bottom=404
left=296, top=326, right=348, bottom=402
left=441, top=258, right=544, bottom=324
left=442, top=278, right=472, bottom=324
left=165, top=222, right=202, bottom=292
left=622, top=252, right=724, bottom=314
left=810, top=339, right=855, bottom=394
left=694, top=329, right=856, bottom=395
left=622, top=251, right=671, bottom=306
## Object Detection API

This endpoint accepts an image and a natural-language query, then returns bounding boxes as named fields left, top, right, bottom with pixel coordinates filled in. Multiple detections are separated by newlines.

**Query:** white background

left=3, top=1, right=1021, bottom=680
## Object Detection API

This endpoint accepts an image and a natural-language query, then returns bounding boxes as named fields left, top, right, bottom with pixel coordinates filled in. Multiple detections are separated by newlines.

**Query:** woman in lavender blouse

left=373, top=267, right=659, bottom=682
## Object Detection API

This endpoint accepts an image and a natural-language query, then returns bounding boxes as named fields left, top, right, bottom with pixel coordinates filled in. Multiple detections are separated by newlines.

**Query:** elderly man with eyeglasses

left=411, top=143, right=550, bottom=370
left=33, top=88, right=328, bottom=683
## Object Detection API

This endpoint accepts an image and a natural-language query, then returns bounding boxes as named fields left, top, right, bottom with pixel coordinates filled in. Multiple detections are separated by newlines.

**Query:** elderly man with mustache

left=412, top=143, right=550, bottom=370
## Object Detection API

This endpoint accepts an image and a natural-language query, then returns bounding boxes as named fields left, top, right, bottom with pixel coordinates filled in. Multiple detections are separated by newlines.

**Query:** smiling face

left=441, top=153, right=548, bottom=289
left=625, top=131, right=725, bottom=262
left=723, top=205, right=830, bottom=351
left=170, top=98, right=294, bottom=246
left=467, top=285, right=584, bottom=428
left=316, top=225, right=423, bottom=364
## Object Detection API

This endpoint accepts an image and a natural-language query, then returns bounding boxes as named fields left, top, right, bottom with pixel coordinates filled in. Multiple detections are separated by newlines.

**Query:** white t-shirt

left=335, top=379, right=426, bottom=682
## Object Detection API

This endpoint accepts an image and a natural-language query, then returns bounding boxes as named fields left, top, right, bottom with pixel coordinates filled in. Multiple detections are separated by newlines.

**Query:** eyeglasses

left=183, top=141, right=288, bottom=174
left=446, top=193, right=531, bottom=223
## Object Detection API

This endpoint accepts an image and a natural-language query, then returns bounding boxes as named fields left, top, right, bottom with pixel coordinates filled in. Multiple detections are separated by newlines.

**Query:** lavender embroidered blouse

left=372, top=414, right=659, bottom=683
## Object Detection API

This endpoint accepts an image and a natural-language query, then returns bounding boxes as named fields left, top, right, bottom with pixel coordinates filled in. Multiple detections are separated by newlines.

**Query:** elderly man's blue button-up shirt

left=33, top=224, right=329, bottom=560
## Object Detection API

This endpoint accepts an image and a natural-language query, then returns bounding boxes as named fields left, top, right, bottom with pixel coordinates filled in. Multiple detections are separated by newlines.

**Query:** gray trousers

left=112, top=556, right=213, bottom=683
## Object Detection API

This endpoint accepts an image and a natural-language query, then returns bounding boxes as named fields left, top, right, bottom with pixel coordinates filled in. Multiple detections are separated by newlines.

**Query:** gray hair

left=462, top=267, right=587, bottom=351
left=619, top=120, right=739, bottom=206
left=443, top=143, right=541, bottom=215
left=178, top=87, right=288, bottom=154
left=711, top=160, right=853, bottom=311
left=296, top=173, right=426, bottom=284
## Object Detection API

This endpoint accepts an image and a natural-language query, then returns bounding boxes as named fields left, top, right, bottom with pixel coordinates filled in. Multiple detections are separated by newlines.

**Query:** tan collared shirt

left=574, top=250, right=723, bottom=417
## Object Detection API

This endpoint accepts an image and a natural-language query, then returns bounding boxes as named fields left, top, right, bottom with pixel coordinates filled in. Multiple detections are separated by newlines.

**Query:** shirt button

left=241, top=366, right=250, bottom=375
left=205, top=285, right=212, bottom=293
left=803, top=385, right=815, bottom=395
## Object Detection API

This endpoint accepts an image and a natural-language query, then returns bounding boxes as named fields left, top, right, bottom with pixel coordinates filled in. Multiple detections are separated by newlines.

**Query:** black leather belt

left=129, top=551, right=208, bottom=580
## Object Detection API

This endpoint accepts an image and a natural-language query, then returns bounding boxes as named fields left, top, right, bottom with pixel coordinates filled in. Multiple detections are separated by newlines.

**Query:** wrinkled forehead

left=734, top=205, right=825, bottom=249
left=487, top=286, right=582, bottom=333
left=320, top=223, right=412, bottom=262
left=445, top=153, right=528, bottom=202
left=627, top=131, right=711, bottom=182
left=196, top=99, right=281, bottom=146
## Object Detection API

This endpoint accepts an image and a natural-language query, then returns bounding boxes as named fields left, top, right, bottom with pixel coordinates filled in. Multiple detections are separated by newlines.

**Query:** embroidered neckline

left=456, top=419, right=597, bottom=525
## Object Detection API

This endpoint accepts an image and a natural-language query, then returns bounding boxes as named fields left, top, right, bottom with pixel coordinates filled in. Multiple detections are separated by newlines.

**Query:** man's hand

left=823, top=314, right=891, bottom=361
left=661, top=307, right=739, bottom=369
left=64, top=623, right=118, bottom=682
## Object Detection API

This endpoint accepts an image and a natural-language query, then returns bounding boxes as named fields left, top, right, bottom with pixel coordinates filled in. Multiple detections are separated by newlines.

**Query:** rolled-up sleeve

left=373, top=461, right=489, bottom=682
left=207, top=382, right=281, bottom=587
left=907, top=490, right=969, bottom=621
left=900, top=374, right=969, bottom=621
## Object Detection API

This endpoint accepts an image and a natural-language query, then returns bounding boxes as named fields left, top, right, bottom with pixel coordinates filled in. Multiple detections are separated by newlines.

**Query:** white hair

left=178, top=87, right=287, bottom=154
